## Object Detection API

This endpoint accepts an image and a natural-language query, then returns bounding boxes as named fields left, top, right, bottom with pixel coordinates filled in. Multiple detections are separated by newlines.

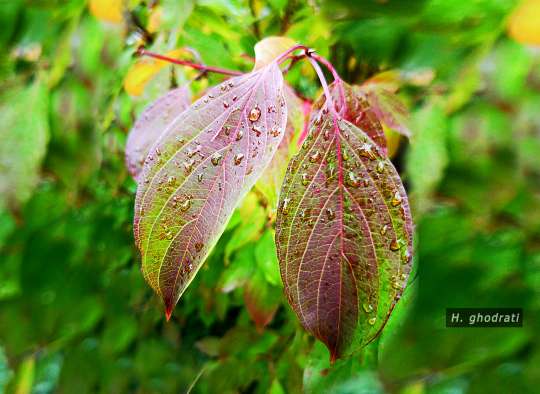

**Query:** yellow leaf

left=147, top=6, right=163, bottom=33
left=508, top=0, right=540, bottom=46
left=254, top=36, right=297, bottom=70
left=123, top=49, right=185, bottom=97
left=384, top=125, right=402, bottom=159
left=89, top=0, right=123, bottom=24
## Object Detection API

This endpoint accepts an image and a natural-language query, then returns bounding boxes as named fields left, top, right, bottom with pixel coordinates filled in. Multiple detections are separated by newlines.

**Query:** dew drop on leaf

left=362, top=303, right=374, bottom=313
left=309, top=151, right=321, bottom=163
left=391, top=192, right=402, bottom=207
left=211, top=153, right=222, bottom=166
left=249, top=106, right=261, bottom=122
left=236, top=129, right=244, bottom=141
left=180, top=199, right=192, bottom=212
left=233, top=153, right=244, bottom=165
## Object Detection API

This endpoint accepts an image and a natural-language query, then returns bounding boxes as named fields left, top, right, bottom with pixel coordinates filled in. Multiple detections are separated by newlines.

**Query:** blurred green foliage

left=0, top=0, right=539, bottom=393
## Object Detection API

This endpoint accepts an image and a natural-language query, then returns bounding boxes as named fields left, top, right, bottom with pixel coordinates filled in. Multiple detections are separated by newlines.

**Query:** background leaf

left=0, top=80, right=49, bottom=210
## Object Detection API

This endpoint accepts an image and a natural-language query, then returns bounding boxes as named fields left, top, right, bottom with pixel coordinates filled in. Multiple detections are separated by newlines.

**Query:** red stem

left=137, top=49, right=243, bottom=76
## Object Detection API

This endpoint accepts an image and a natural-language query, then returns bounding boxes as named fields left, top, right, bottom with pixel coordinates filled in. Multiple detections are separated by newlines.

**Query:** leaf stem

left=137, top=48, right=243, bottom=76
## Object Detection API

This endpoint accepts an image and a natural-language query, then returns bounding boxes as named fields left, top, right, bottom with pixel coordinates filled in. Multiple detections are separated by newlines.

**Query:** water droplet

left=211, top=153, right=222, bottom=166
left=183, top=159, right=195, bottom=172
left=380, top=224, right=388, bottom=236
left=180, top=198, right=191, bottom=212
left=359, top=143, right=376, bottom=160
left=236, top=129, right=244, bottom=141
left=224, top=126, right=231, bottom=136
left=187, top=145, right=201, bottom=158
left=165, top=231, right=173, bottom=240
left=252, top=125, right=262, bottom=137
left=223, top=101, right=229, bottom=108
left=197, top=173, right=204, bottom=182
left=280, top=198, right=290, bottom=215
left=167, top=176, right=176, bottom=185
left=342, top=149, right=350, bottom=161
left=299, top=208, right=309, bottom=220
left=368, top=317, right=377, bottom=325
left=376, top=161, right=385, bottom=173
left=391, top=192, right=402, bottom=207
left=301, top=173, right=310, bottom=186
left=233, top=153, right=244, bottom=165
left=362, top=303, right=374, bottom=313
left=232, top=95, right=238, bottom=102
left=401, top=248, right=411, bottom=264
left=347, top=171, right=360, bottom=187
left=309, top=151, right=321, bottom=163
left=392, top=280, right=401, bottom=290
left=249, top=106, right=261, bottom=122
left=390, top=239, right=402, bottom=251
left=326, top=208, right=335, bottom=220
left=195, top=242, right=204, bottom=252
left=155, top=147, right=162, bottom=156
left=271, top=127, right=281, bottom=137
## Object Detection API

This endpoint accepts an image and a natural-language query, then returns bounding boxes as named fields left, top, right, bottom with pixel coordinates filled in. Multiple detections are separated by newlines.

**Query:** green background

left=1, top=0, right=539, bottom=393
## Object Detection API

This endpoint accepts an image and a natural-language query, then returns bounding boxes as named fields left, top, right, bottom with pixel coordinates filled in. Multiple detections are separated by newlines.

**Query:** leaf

left=357, top=83, right=411, bottom=138
left=123, top=49, right=185, bottom=97
left=311, top=81, right=387, bottom=155
left=125, top=86, right=191, bottom=179
left=256, top=84, right=304, bottom=207
left=303, top=342, right=384, bottom=394
left=406, top=101, right=448, bottom=215
left=254, top=36, right=297, bottom=70
left=134, top=62, right=287, bottom=317
left=508, top=0, right=540, bottom=46
left=275, top=91, right=413, bottom=361
left=89, top=0, right=123, bottom=24
left=0, top=80, right=49, bottom=210
left=244, top=270, right=281, bottom=332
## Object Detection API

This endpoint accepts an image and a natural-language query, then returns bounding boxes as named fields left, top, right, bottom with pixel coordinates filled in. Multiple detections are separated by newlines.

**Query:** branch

left=136, top=48, right=243, bottom=77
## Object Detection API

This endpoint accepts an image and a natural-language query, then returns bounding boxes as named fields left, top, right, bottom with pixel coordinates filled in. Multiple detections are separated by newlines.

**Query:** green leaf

left=0, top=80, right=49, bottom=209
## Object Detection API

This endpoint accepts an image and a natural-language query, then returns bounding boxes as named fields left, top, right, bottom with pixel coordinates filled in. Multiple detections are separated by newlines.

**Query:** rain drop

left=309, top=151, right=321, bottom=163
left=301, top=173, right=310, bottom=186
left=280, top=198, right=290, bottom=215
left=180, top=198, right=192, bottom=212
left=211, top=153, right=222, bottom=166
left=347, top=171, right=360, bottom=187
left=326, top=208, right=335, bottom=221
left=391, top=192, right=402, bottom=207
left=236, top=129, right=244, bottom=141
left=249, top=106, right=261, bottom=122
left=362, top=303, right=374, bottom=313
left=233, top=153, right=244, bottom=165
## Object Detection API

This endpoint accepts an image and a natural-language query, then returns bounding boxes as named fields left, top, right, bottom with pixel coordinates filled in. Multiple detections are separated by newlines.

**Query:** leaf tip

left=165, top=305, right=173, bottom=322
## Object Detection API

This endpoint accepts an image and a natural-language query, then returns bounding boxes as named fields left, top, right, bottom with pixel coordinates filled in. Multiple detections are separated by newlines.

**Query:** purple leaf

left=311, top=81, right=387, bottom=155
left=125, top=86, right=191, bottom=179
left=275, top=90, right=413, bottom=361
left=134, top=63, right=287, bottom=317
left=358, top=84, right=411, bottom=138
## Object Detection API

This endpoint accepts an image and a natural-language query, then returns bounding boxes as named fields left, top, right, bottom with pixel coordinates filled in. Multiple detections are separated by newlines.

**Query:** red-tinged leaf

left=134, top=62, right=287, bottom=316
left=358, top=84, right=411, bottom=138
left=275, top=91, right=413, bottom=360
left=311, top=81, right=387, bottom=155
left=125, top=86, right=191, bottom=179
left=244, top=271, right=281, bottom=332
left=256, top=84, right=304, bottom=208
